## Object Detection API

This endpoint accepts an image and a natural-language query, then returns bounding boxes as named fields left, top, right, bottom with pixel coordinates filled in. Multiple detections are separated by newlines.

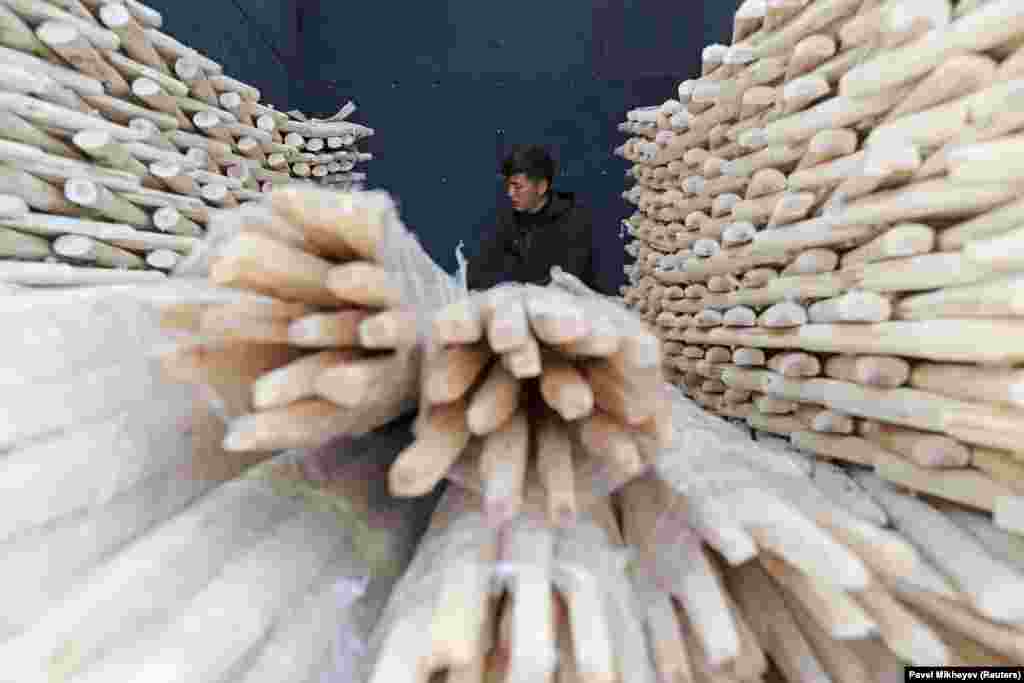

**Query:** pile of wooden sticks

left=0, top=0, right=372, bottom=286
left=389, top=282, right=670, bottom=525
left=649, top=392, right=1024, bottom=678
left=620, top=0, right=1024, bottom=535
left=159, top=186, right=460, bottom=461
left=617, top=0, right=1024, bottom=675
left=281, top=103, right=373, bottom=190
left=367, top=486, right=653, bottom=683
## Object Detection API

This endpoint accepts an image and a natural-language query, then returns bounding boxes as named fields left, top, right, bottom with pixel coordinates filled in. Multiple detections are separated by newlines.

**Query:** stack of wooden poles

left=0, top=0, right=371, bottom=286
left=158, top=186, right=461, bottom=457
left=282, top=103, right=374, bottom=190
left=391, top=279, right=671, bottom=526
left=367, top=484, right=659, bottom=683
left=616, top=0, right=1024, bottom=676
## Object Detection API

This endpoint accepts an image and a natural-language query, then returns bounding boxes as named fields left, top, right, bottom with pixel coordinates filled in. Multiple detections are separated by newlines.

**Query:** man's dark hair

left=501, top=145, right=556, bottom=185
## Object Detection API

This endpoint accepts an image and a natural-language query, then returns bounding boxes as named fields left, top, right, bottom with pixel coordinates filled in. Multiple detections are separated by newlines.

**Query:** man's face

left=505, top=173, right=548, bottom=212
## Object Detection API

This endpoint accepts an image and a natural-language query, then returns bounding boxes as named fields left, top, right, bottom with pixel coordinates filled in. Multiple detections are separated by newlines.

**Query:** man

left=467, top=145, right=604, bottom=293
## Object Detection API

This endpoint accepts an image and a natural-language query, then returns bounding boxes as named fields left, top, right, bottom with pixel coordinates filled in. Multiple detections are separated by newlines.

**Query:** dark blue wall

left=148, top=1, right=738, bottom=292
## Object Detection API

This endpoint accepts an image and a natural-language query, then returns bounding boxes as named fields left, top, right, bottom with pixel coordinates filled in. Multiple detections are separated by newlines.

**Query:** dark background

left=147, top=0, right=738, bottom=292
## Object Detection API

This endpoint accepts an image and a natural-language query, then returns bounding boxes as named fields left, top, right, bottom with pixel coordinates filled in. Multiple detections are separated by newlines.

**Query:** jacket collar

left=546, top=191, right=573, bottom=217
left=515, top=191, right=573, bottom=221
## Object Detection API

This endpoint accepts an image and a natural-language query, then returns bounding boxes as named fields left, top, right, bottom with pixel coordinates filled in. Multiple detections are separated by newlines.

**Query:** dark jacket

left=467, top=191, right=604, bottom=293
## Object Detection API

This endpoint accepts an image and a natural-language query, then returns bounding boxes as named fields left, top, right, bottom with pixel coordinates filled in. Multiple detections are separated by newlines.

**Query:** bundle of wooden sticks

left=617, top=0, right=1024, bottom=673
left=158, top=186, right=460, bottom=459
left=369, top=401, right=1024, bottom=683
left=367, top=485, right=656, bottom=683
left=388, top=281, right=671, bottom=525
left=0, top=393, right=430, bottom=683
left=0, top=0, right=372, bottom=286
left=649, top=392, right=1024, bottom=677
